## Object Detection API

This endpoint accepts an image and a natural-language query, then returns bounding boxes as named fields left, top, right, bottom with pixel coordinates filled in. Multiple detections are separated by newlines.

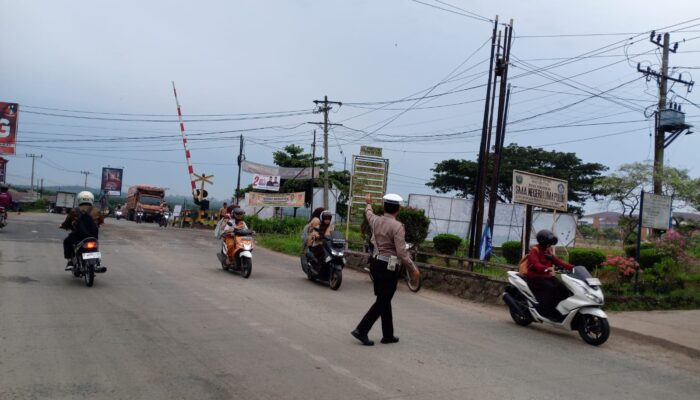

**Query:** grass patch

left=255, top=234, right=302, bottom=257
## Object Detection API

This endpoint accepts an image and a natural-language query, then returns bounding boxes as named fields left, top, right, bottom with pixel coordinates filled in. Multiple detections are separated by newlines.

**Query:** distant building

left=579, top=211, right=621, bottom=229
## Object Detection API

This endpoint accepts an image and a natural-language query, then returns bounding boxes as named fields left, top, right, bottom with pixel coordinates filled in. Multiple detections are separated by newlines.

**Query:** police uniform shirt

left=365, top=204, right=412, bottom=267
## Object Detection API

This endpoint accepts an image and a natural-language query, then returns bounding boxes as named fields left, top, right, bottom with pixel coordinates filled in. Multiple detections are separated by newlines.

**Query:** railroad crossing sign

left=193, top=173, right=214, bottom=202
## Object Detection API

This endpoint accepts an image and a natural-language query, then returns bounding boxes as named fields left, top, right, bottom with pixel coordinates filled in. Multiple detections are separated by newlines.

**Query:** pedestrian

left=219, top=202, right=228, bottom=220
left=352, top=193, right=420, bottom=346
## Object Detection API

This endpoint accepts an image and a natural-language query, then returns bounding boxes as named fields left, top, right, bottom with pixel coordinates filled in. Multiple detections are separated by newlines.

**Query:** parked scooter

left=67, top=237, right=107, bottom=287
left=503, top=266, right=610, bottom=346
left=0, top=206, right=7, bottom=228
left=217, top=228, right=254, bottom=278
left=301, top=231, right=346, bottom=290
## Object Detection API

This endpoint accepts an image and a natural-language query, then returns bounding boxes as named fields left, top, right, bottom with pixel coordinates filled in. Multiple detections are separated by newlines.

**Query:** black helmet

left=536, top=229, right=558, bottom=247
left=0, top=183, right=8, bottom=191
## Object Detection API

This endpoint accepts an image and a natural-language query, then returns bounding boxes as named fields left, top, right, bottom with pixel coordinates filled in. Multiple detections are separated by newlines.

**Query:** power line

left=22, top=104, right=314, bottom=118
left=21, top=109, right=313, bottom=123
left=410, top=0, right=492, bottom=23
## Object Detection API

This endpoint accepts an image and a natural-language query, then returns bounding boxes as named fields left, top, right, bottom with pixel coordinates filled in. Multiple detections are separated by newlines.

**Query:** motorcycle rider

left=306, top=209, right=334, bottom=269
left=526, top=229, right=574, bottom=320
left=0, top=183, right=12, bottom=208
left=222, top=207, right=248, bottom=262
left=59, top=191, right=104, bottom=271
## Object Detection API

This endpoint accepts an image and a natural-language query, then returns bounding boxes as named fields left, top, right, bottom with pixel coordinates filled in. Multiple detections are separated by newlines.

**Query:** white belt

left=375, top=255, right=392, bottom=262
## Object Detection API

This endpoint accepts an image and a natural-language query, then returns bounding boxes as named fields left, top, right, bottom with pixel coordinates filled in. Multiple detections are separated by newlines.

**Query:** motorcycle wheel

left=508, top=293, right=533, bottom=326
left=329, top=268, right=342, bottom=290
left=404, top=266, right=422, bottom=293
left=240, top=257, right=252, bottom=279
left=84, top=263, right=95, bottom=287
left=578, top=315, right=610, bottom=346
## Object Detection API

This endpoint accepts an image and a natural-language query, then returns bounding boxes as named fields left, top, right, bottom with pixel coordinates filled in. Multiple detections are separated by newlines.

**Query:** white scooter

left=502, top=266, right=610, bottom=346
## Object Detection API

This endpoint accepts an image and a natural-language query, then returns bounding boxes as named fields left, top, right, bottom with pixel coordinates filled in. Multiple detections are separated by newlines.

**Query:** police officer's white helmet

left=76, top=191, right=95, bottom=206
left=382, top=193, right=403, bottom=205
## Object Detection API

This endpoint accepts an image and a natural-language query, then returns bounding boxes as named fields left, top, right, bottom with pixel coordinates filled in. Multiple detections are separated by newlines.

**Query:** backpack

left=518, top=245, right=538, bottom=275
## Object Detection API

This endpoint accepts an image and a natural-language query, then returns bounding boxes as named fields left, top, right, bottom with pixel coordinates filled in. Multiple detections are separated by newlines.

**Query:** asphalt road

left=1, top=213, right=698, bottom=400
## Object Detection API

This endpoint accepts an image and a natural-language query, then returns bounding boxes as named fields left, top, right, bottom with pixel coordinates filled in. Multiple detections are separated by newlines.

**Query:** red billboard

left=101, top=167, right=124, bottom=195
left=0, top=102, right=19, bottom=155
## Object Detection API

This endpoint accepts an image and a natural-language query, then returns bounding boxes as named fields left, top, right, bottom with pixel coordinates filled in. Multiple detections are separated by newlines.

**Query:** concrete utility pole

left=235, top=134, right=244, bottom=204
left=311, top=96, right=342, bottom=209
left=310, top=130, right=316, bottom=212
left=80, top=170, right=91, bottom=189
left=637, top=32, right=694, bottom=196
left=25, top=154, right=43, bottom=192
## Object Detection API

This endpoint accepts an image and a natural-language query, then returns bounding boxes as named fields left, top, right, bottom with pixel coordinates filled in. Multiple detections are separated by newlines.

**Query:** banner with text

left=101, top=167, right=124, bottom=195
left=248, top=192, right=305, bottom=207
left=242, top=160, right=318, bottom=180
left=347, top=154, right=389, bottom=227
left=0, top=102, right=19, bottom=155
left=252, top=174, right=281, bottom=191
left=512, top=170, right=568, bottom=211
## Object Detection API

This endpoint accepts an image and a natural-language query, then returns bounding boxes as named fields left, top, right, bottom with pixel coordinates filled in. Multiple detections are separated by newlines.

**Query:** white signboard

left=512, top=170, right=568, bottom=211
left=641, top=192, right=672, bottom=230
left=252, top=174, right=280, bottom=192
left=173, top=204, right=182, bottom=218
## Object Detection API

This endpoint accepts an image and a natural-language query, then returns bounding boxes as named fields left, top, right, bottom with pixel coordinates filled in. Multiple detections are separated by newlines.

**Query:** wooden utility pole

left=311, top=96, right=342, bottom=209
left=80, top=170, right=91, bottom=189
left=235, top=134, right=244, bottom=204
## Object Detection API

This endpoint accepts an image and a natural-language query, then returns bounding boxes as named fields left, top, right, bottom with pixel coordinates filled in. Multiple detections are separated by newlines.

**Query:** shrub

left=501, top=241, right=522, bottom=265
left=360, top=204, right=431, bottom=247
left=568, top=249, right=606, bottom=271
left=601, top=255, right=640, bottom=282
left=638, top=248, right=662, bottom=270
left=433, top=233, right=463, bottom=255
left=623, top=242, right=653, bottom=258
left=243, top=215, right=307, bottom=235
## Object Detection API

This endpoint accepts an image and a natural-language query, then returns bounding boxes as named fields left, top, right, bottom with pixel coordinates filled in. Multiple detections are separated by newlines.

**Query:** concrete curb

left=612, top=326, right=700, bottom=359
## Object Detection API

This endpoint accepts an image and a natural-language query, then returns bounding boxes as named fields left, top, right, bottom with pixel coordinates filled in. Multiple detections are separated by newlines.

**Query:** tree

left=426, top=143, right=607, bottom=215
left=595, top=162, right=700, bottom=241
left=272, top=144, right=318, bottom=168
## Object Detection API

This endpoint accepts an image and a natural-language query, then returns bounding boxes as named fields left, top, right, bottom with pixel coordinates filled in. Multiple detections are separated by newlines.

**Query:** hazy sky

left=3, top=0, right=699, bottom=212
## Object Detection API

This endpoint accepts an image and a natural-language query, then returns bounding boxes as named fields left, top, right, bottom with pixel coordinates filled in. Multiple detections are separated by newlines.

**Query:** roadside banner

left=173, top=204, right=182, bottom=217
left=0, top=102, right=19, bottom=155
left=512, top=170, right=568, bottom=211
left=252, top=174, right=280, bottom=191
left=101, top=167, right=124, bottom=195
left=248, top=192, right=305, bottom=207
left=0, top=157, right=7, bottom=183
left=640, top=192, right=672, bottom=230
left=242, top=160, right=318, bottom=180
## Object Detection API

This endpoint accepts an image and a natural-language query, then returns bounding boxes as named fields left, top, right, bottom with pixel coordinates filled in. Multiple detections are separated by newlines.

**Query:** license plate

left=82, top=252, right=101, bottom=260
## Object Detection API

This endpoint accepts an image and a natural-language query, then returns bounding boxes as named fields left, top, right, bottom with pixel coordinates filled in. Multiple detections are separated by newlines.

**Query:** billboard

left=0, top=102, right=19, bottom=155
left=248, top=192, right=305, bottom=207
left=252, top=174, right=280, bottom=192
left=512, top=170, right=568, bottom=211
left=101, top=167, right=124, bottom=195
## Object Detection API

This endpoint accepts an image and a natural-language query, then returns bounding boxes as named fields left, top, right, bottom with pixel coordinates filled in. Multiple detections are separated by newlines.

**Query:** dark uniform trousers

left=357, top=258, right=399, bottom=338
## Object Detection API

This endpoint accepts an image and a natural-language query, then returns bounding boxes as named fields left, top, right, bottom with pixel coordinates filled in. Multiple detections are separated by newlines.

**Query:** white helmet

left=76, top=191, right=94, bottom=206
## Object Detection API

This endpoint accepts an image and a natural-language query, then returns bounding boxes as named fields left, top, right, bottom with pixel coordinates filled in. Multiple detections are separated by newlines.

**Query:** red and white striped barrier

left=172, top=81, right=197, bottom=198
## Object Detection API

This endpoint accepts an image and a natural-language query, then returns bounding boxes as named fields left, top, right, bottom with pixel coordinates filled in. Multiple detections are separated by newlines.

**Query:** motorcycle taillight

left=85, top=241, right=98, bottom=250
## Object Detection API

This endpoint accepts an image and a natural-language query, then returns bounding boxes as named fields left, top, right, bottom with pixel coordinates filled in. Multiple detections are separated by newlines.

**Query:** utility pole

left=637, top=31, right=694, bottom=234
left=40, top=178, right=44, bottom=199
left=310, top=130, right=316, bottom=212
left=311, top=96, right=342, bottom=209
left=80, top=170, right=91, bottom=189
left=235, top=134, right=244, bottom=204
left=25, top=153, right=43, bottom=192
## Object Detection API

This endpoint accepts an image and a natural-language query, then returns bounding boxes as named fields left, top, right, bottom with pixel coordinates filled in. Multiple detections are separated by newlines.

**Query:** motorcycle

left=0, top=206, right=6, bottom=228
left=115, top=209, right=123, bottom=220
left=301, top=231, right=345, bottom=290
left=158, top=212, right=170, bottom=228
left=502, top=266, right=610, bottom=346
left=68, top=237, right=107, bottom=287
left=217, top=228, right=254, bottom=278
left=136, top=211, right=144, bottom=224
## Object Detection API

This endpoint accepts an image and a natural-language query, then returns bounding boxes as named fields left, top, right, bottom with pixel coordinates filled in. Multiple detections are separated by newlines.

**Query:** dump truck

left=126, top=185, right=166, bottom=222
left=54, top=191, right=76, bottom=213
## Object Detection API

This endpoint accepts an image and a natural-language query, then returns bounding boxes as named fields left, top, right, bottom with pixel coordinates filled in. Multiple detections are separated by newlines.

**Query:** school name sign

left=512, top=170, right=568, bottom=212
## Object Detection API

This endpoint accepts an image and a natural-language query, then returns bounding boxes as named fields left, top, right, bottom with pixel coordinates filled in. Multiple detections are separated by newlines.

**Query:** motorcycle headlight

left=584, top=291, right=603, bottom=304
left=331, top=249, right=344, bottom=257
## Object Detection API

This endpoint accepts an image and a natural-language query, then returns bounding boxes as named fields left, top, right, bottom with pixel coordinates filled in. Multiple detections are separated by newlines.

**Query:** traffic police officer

left=352, top=193, right=420, bottom=346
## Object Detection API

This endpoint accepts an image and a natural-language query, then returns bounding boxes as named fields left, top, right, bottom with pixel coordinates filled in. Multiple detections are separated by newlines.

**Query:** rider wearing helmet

left=59, top=191, right=104, bottom=270
left=525, top=229, right=574, bottom=320
left=221, top=207, right=249, bottom=261
left=306, top=208, right=334, bottom=265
